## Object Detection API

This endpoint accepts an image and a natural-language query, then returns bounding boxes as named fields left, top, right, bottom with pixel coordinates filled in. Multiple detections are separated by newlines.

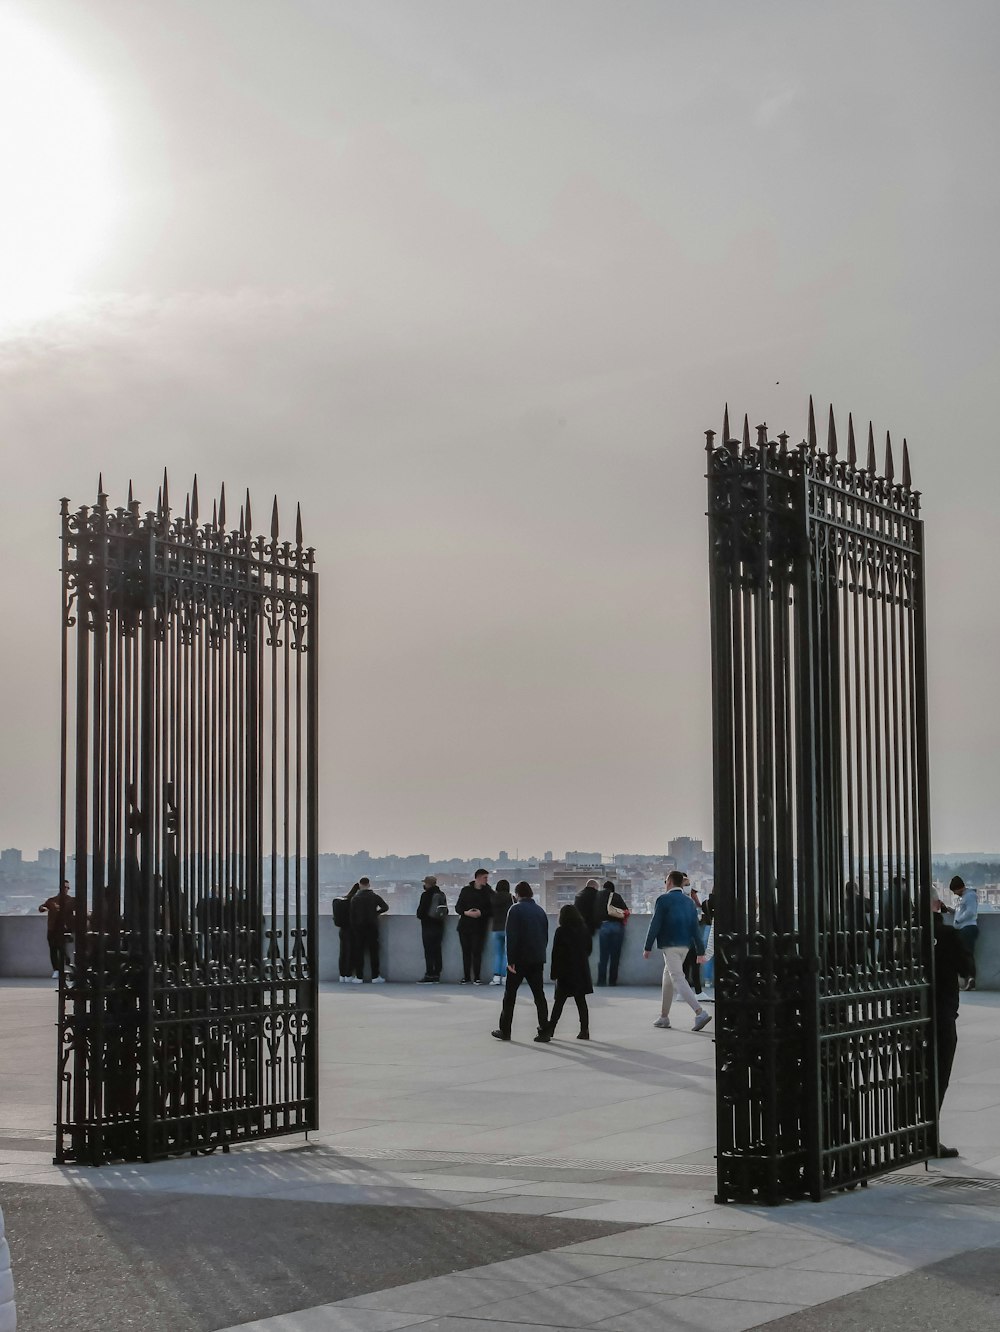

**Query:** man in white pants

left=643, top=870, right=711, bottom=1032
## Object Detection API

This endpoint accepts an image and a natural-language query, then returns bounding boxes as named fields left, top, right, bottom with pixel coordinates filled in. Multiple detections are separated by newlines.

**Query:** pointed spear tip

left=885, top=431, right=895, bottom=482
left=295, top=502, right=303, bottom=545
left=827, top=404, right=838, bottom=458
left=807, top=395, right=817, bottom=450
left=270, top=496, right=280, bottom=540
left=742, top=413, right=751, bottom=449
left=847, top=413, right=857, bottom=466
left=191, top=473, right=199, bottom=523
left=723, top=403, right=730, bottom=442
left=245, top=488, right=253, bottom=531
left=866, top=422, right=877, bottom=473
left=902, top=439, right=912, bottom=488
left=219, top=481, right=226, bottom=528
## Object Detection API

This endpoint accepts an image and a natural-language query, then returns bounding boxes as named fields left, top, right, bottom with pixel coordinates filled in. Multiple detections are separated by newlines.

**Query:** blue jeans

left=492, top=930, right=507, bottom=977
left=700, top=925, right=714, bottom=986
left=597, top=921, right=624, bottom=985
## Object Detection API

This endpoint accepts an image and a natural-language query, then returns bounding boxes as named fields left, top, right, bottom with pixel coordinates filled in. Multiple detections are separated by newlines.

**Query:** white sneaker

left=695, top=992, right=708, bottom=1001
left=693, top=1010, right=713, bottom=1033
left=51, top=971, right=59, bottom=980
left=350, top=977, right=363, bottom=984
left=490, top=975, right=502, bottom=986
left=653, top=1017, right=671, bottom=1029
left=371, top=976, right=386, bottom=984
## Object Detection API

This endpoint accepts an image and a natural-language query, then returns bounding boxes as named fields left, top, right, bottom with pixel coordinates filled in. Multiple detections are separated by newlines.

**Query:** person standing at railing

left=488, top=879, right=513, bottom=985
left=950, top=876, right=979, bottom=992
left=348, top=878, right=388, bottom=983
left=455, top=868, right=492, bottom=985
left=416, top=875, right=448, bottom=983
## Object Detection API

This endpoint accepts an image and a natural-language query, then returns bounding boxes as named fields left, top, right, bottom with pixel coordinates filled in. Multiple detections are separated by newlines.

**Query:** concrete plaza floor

left=1, top=980, right=998, bottom=1330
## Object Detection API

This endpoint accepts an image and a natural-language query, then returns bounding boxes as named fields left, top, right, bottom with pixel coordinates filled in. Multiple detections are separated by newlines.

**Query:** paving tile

left=705, top=1266, right=885, bottom=1304
left=342, top=1274, right=541, bottom=1315
left=458, top=1282, right=658, bottom=1326
left=567, top=1258, right=757, bottom=1295
left=682, top=1232, right=831, bottom=1266
left=591, top=1294, right=805, bottom=1332
left=460, top=1195, right=605, bottom=1216
left=215, top=1308, right=434, bottom=1332
left=559, top=1227, right=747, bottom=1260
left=784, top=1243, right=913, bottom=1276
left=463, top=1252, right=646, bottom=1286
left=554, top=1199, right=717, bottom=1225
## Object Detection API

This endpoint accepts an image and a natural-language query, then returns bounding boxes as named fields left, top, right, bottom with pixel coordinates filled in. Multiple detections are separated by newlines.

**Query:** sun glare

left=0, top=11, right=119, bottom=331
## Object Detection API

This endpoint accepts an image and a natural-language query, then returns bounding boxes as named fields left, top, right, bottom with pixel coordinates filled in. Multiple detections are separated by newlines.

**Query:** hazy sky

left=1, top=1, right=998, bottom=857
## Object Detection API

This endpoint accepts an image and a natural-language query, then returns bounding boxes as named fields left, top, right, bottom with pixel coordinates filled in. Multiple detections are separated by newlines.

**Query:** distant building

left=668, top=837, right=703, bottom=872
left=543, top=851, right=553, bottom=862
left=565, top=851, right=603, bottom=867
left=540, top=863, right=631, bottom=914
left=0, top=849, right=23, bottom=874
left=37, top=849, right=60, bottom=870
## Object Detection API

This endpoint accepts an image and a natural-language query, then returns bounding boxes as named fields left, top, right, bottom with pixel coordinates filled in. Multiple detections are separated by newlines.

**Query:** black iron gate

left=706, top=402, right=935, bottom=1204
left=57, top=476, right=319, bottom=1164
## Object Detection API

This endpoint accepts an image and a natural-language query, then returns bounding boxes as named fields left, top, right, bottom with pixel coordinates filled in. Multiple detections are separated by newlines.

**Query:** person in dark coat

left=455, top=868, right=492, bottom=984
left=596, top=880, right=628, bottom=986
left=933, top=894, right=971, bottom=1157
left=489, top=879, right=513, bottom=984
left=573, top=879, right=600, bottom=955
left=492, top=882, right=550, bottom=1041
left=349, top=878, right=388, bottom=982
left=546, top=903, right=593, bottom=1040
left=416, top=875, right=447, bottom=982
left=333, top=882, right=361, bottom=981
left=39, top=880, right=75, bottom=977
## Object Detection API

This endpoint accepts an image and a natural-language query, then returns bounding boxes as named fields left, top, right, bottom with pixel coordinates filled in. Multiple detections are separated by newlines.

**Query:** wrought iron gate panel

left=706, top=405, right=935, bottom=1204
left=57, top=479, right=319, bottom=1164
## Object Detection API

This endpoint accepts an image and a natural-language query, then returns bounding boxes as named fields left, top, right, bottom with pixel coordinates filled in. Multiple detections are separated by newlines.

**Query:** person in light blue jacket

left=951, top=876, right=979, bottom=991
left=643, top=870, right=711, bottom=1032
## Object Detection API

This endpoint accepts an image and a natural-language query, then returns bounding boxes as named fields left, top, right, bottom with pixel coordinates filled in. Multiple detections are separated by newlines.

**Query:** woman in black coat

left=546, top=904, right=594, bottom=1040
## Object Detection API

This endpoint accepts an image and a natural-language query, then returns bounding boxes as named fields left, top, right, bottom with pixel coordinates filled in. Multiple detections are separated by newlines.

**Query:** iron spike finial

left=98, top=471, right=105, bottom=497
left=808, top=396, right=817, bottom=451
left=847, top=413, right=857, bottom=466
left=219, top=482, right=226, bottom=529
left=157, top=485, right=163, bottom=515
left=756, top=423, right=768, bottom=446
left=212, top=499, right=218, bottom=527
left=723, top=404, right=730, bottom=442
left=827, top=406, right=838, bottom=458
left=866, top=423, right=877, bottom=473
left=777, top=431, right=789, bottom=455
left=271, top=497, right=279, bottom=541
left=902, top=439, right=912, bottom=488
left=245, top=489, right=252, bottom=533
left=162, top=468, right=170, bottom=513
left=128, top=479, right=134, bottom=507
left=191, top=474, right=199, bottom=524
left=885, top=432, right=894, bottom=483
left=184, top=494, right=191, bottom=526
left=742, top=414, right=751, bottom=451
left=238, top=504, right=245, bottom=537
left=295, top=503, right=303, bottom=546
left=704, top=428, right=716, bottom=451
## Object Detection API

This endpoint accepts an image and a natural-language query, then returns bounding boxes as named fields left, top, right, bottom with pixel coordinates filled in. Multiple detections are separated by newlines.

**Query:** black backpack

left=332, top=898, right=349, bottom=928
left=430, top=890, right=448, bottom=919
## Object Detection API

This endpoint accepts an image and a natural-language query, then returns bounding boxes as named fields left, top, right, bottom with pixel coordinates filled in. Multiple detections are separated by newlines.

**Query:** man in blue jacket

left=492, top=882, right=550, bottom=1043
left=643, top=870, right=711, bottom=1032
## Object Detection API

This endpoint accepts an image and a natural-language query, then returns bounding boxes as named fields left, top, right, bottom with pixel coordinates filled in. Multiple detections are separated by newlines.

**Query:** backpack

left=430, top=890, right=448, bottom=919
left=332, top=897, right=349, bottom=928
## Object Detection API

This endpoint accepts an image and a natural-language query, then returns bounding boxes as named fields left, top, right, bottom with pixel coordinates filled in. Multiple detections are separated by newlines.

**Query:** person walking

left=332, top=882, right=360, bottom=982
left=416, top=876, right=448, bottom=982
left=489, top=879, right=513, bottom=984
left=38, top=880, right=75, bottom=978
left=492, top=882, right=550, bottom=1042
left=643, top=870, right=711, bottom=1031
left=681, top=876, right=705, bottom=997
left=455, top=868, right=492, bottom=984
left=545, top=903, right=593, bottom=1040
left=573, top=878, right=601, bottom=955
left=950, top=876, right=979, bottom=991
left=595, top=880, right=628, bottom=986
left=348, top=878, right=388, bottom=983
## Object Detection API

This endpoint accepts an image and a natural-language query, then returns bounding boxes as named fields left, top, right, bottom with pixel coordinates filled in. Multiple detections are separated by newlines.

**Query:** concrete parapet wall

left=2, top=910, right=998, bottom=989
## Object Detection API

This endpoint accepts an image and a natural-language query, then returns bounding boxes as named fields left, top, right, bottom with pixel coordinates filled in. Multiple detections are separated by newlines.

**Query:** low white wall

left=2, top=911, right=998, bottom=989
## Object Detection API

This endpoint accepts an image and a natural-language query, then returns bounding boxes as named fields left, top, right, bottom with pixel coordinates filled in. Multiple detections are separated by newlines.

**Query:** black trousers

left=421, top=921, right=444, bottom=978
left=683, top=948, right=701, bottom=993
left=937, top=1013, right=958, bottom=1108
left=338, top=927, right=353, bottom=977
left=355, top=923, right=380, bottom=979
left=499, top=962, right=549, bottom=1036
left=458, top=924, right=487, bottom=981
left=549, top=985, right=589, bottom=1035
left=48, top=938, right=63, bottom=971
